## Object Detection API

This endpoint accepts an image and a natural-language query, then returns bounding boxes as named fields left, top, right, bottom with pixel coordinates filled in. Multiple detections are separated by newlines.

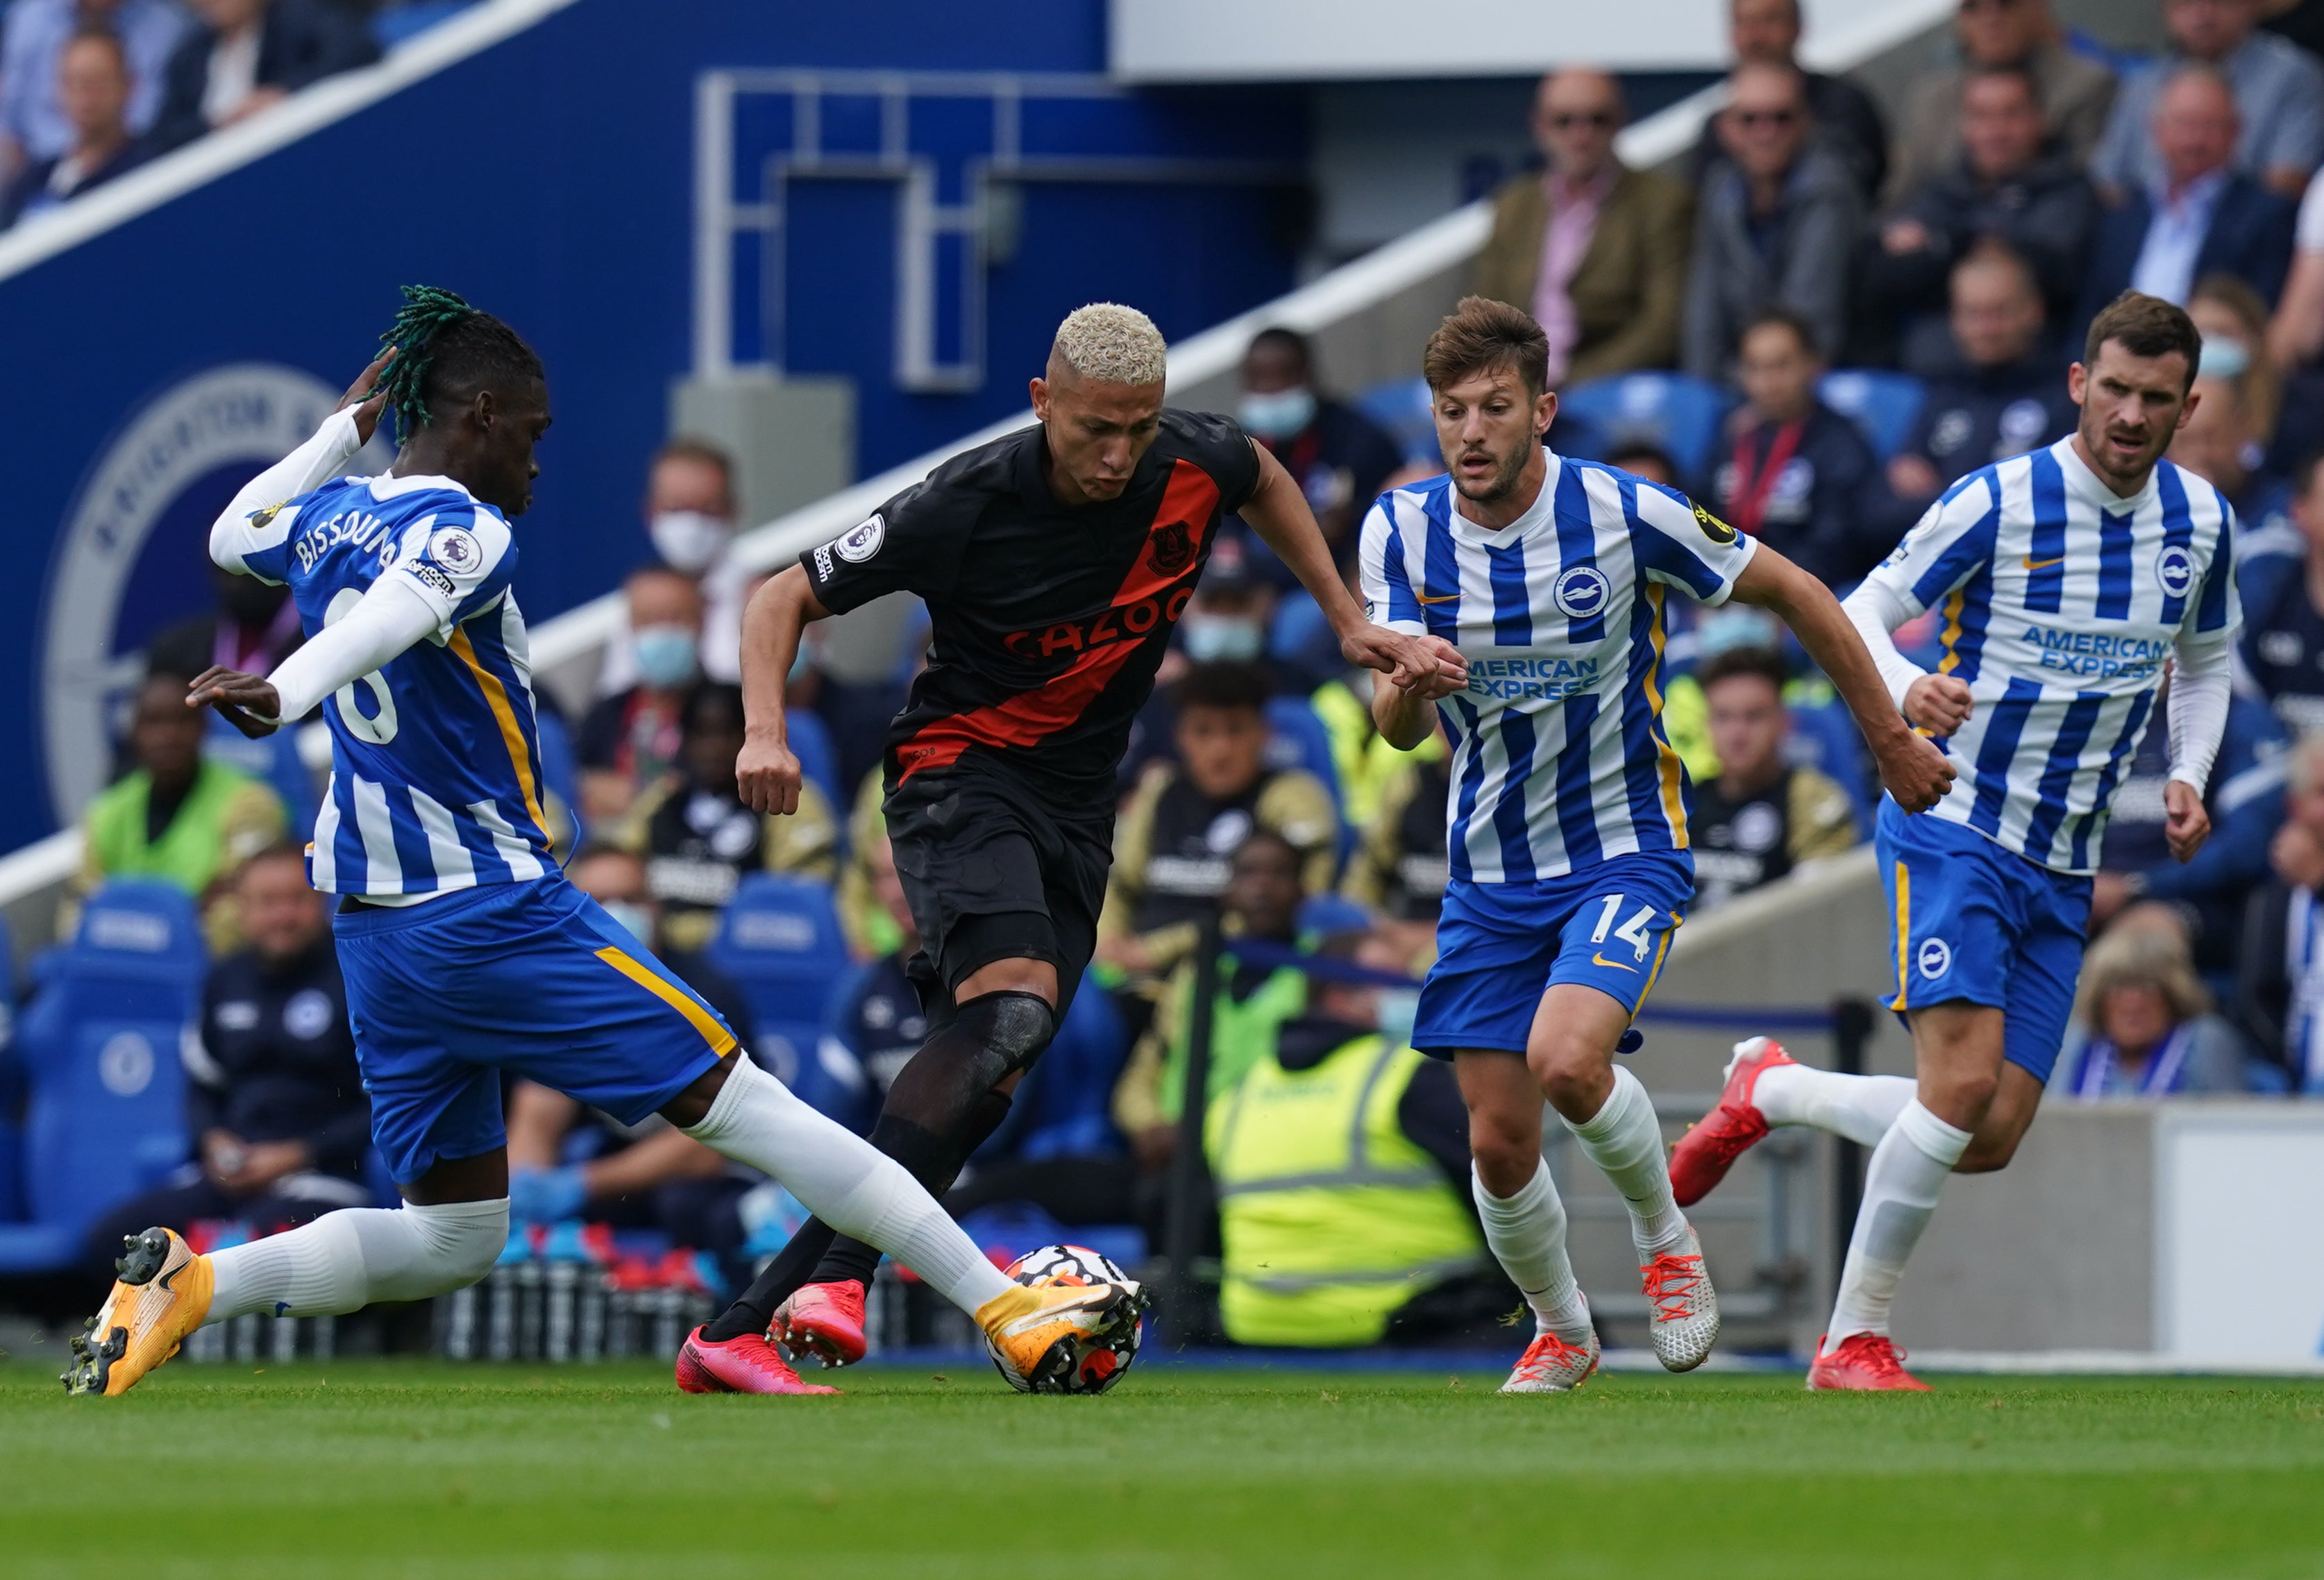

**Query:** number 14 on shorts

left=1590, top=894, right=1658, bottom=965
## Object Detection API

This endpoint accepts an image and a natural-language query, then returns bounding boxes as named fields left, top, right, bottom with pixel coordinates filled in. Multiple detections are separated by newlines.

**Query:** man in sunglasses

left=1683, top=62, right=1864, bottom=380
left=1474, top=68, right=1692, bottom=385
left=1688, top=0, right=1889, bottom=201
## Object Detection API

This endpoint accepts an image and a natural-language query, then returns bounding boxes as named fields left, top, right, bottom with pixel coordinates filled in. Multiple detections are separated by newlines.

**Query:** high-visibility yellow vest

left=1311, top=679, right=1445, bottom=830
left=1206, top=1033, right=1485, bottom=1347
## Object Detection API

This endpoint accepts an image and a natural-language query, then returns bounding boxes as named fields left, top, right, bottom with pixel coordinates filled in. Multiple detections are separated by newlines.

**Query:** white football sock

left=207, top=1197, right=510, bottom=1322
left=1753, top=1064, right=1917, bottom=1147
left=1473, top=1160, right=1591, bottom=1345
left=1826, top=1100, right=1972, bottom=1342
left=1563, top=1064, right=1687, bottom=1256
left=683, top=1054, right=1013, bottom=1314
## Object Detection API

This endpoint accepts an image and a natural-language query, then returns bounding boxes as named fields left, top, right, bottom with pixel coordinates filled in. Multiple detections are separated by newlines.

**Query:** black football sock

left=807, top=1089, right=1016, bottom=1291
left=698, top=993, right=1052, bottom=1342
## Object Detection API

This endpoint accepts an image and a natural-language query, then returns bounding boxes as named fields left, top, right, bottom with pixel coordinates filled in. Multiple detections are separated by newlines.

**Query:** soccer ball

left=984, top=1243, right=1143, bottom=1395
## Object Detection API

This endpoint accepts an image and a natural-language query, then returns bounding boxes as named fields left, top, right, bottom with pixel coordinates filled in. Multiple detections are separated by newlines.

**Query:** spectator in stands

left=2232, top=728, right=2324, bottom=1089
left=617, top=682, right=836, bottom=955
left=151, top=0, right=378, bottom=151
left=1887, top=0, right=2118, bottom=203
left=146, top=564, right=306, bottom=695
left=1683, top=63, right=1863, bottom=381
left=1, top=26, right=149, bottom=228
left=1342, top=745, right=1451, bottom=962
left=1698, top=307, right=1882, bottom=586
left=2055, top=918, right=2255, bottom=1096
left=1689, top=0, right=1889, bottom=199
left=1229, top=327, right=1403, bottom=570
left=1684, top=646, right=1859, bottom=911
left=1862, top=64, right=2100, bottom=371
left=1889, top=245, right=2080, bottom=513
left=2095, top=0, right=2324, bottom=203
left=1113, top=830, right=1313, bottom=1175
left=1179, top=533, right=1278, bottom=671
left=505, top=843, right=762, bottom=1245
left=1099, top=661, right=1338, bottom=983
left=0, top=0, right=182, bottom=180
left=1474, top=68, right=1693, bottom=385
left=2194, top=269, right=2289, bottom=436
left=80, top=841, right=369, bottom=1282
left=2169, top=368, right=2296, bottom=572
left=2241, top=453, right=2324, bottom=737
left=598, top=439, right=748, bottom=695
left=70, top=671, right=285, bottom=953
left=2080, top=66, right=2300, bottom=321
left=575, top=567, right=702, bottom=827
left=1209, top=930, right=1513, bottom=1350
left=2092, top=673, right=2284, bottom=975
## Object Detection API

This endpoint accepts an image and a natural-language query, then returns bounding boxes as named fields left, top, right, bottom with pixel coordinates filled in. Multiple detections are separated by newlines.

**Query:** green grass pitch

left=3, top=1360, right=2321, bottom=1577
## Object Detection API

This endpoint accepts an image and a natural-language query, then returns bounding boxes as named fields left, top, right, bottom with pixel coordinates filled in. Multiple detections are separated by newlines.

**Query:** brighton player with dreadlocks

left=66, top=287, right=1144, bottom=1398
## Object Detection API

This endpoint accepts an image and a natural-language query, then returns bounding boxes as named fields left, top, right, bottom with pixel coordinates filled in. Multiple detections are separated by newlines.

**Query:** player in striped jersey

left=66, top=288, right=1143, bottom=1399
left=1360, top=299, right=1953, bottom=1393
left=1669, top=292, right=2237, bottom=1390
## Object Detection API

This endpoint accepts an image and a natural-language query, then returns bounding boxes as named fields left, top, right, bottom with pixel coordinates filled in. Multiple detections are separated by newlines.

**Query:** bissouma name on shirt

left=292, top=507, right=398, bottom=574
left=2018, top=624, right=2169, bottom=680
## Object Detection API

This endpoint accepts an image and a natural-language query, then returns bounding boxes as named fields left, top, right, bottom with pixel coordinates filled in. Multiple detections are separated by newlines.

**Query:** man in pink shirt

left=1474, top=69, right=1694, bottom=384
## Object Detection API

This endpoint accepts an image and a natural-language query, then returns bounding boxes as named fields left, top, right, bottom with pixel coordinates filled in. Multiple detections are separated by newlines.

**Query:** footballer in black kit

left=685, top=304, right=1463, bottom=1375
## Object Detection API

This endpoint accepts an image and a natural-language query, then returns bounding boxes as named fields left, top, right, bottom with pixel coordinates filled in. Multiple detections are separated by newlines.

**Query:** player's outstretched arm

left=1729, top=545, right=1954, bottom=814
left=187, top=573, right=441, bottom=734
left=1240, top=443, right=1465, bottom=699
left=208, top=351, right=394, bottom=576
left=735, top=566, right=834, bottom=816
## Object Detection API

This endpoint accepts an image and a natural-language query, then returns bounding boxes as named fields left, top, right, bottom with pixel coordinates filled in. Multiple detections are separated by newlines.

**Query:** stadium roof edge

left=0, top=0, right=580, bottom=285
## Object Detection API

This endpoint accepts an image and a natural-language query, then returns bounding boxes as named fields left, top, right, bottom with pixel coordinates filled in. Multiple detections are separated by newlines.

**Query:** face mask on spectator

left=1238, top=386, right=1317, bottom=441
left=633, top=624, right=702, bottom=689
left=2198, top=337, right=2250, bottom=380
left=600, top=900, right=655, bottom=947
left=1375, top=988, right=1421, bottom=1045
left=650, top=510, right=732, bottom=574
left=1696, top=605, right=1782, bottom=660
left=1182, top=612, right=1267, bottom=662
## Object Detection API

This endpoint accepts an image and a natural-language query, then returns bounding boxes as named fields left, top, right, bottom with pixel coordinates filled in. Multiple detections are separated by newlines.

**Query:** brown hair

left=2075, top=921, right=2209, bottom=1028
left=1696, top=645, right=1791, bottom=694
left=2189, top=271, right=2281, bottom=442
left=1423, top=296, right=1550, bottom=398
left=652, top=436, right=734, bottom=487
left=2082, top=292, right=2202, bottom=390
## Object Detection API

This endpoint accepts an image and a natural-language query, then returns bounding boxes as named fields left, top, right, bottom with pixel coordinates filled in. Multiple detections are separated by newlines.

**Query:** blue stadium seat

left=1557, top=373, right=1732, bottom=478
left=1353, top=376, right=1440, bottom=467
left=1264, top=696, right=1342, bottom=814
left=1297, top=893, right=1372, bottom=938
left=1785, top=695, right=1876, bottom=829
left=532, top=706, right=584, bottom=846
left=703, top=875, right=850, bottom=1087
left=372, top=0, right=478, bottom=50
left=0, top=881, right=203, bottom=1272
left=1819, top=370, right=1926, bottom=462
left=785, top=707, right=844, bottom=825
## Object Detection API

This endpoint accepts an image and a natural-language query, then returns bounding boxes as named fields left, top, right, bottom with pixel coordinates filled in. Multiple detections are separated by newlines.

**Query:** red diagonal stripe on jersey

left=896, top=459, right=1222, bottom=783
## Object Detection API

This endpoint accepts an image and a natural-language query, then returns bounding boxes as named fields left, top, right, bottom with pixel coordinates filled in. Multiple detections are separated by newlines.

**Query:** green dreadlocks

left=374, top=284, right=479, bottom=444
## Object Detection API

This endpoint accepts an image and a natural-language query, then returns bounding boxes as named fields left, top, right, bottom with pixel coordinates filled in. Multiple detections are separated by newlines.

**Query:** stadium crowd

left=0, top=0, right=472, bottom=227
left=15, top=0, right=2324, bottom=1354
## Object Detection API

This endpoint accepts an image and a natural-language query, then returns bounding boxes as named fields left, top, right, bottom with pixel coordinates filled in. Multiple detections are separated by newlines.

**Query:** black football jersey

left=801, top=410, right=1263, bottom=802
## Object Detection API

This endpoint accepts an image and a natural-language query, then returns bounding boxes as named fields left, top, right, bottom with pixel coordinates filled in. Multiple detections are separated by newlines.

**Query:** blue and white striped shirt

left=1358, top=457, right=1758, bottom=884
left=1853, top=437, right=2239, bottom=874
left=230, top=472, right=555, bottom=898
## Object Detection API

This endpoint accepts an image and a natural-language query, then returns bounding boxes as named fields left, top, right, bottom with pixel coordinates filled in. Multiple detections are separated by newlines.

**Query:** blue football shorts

left=1411, top=851, right=1694, bottom=1059
left=332, top=873, right=737, bottom=1184
left=1876, top=798, right=2094, bottom=1084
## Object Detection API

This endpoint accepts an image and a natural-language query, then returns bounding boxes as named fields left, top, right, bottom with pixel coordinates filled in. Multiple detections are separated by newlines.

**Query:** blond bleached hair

left=1050, top=302, right=1168, bottom=387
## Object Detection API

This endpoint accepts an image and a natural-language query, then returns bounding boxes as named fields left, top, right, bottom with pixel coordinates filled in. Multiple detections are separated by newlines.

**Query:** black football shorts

left=882, top=770, right=1111, bottom=1018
